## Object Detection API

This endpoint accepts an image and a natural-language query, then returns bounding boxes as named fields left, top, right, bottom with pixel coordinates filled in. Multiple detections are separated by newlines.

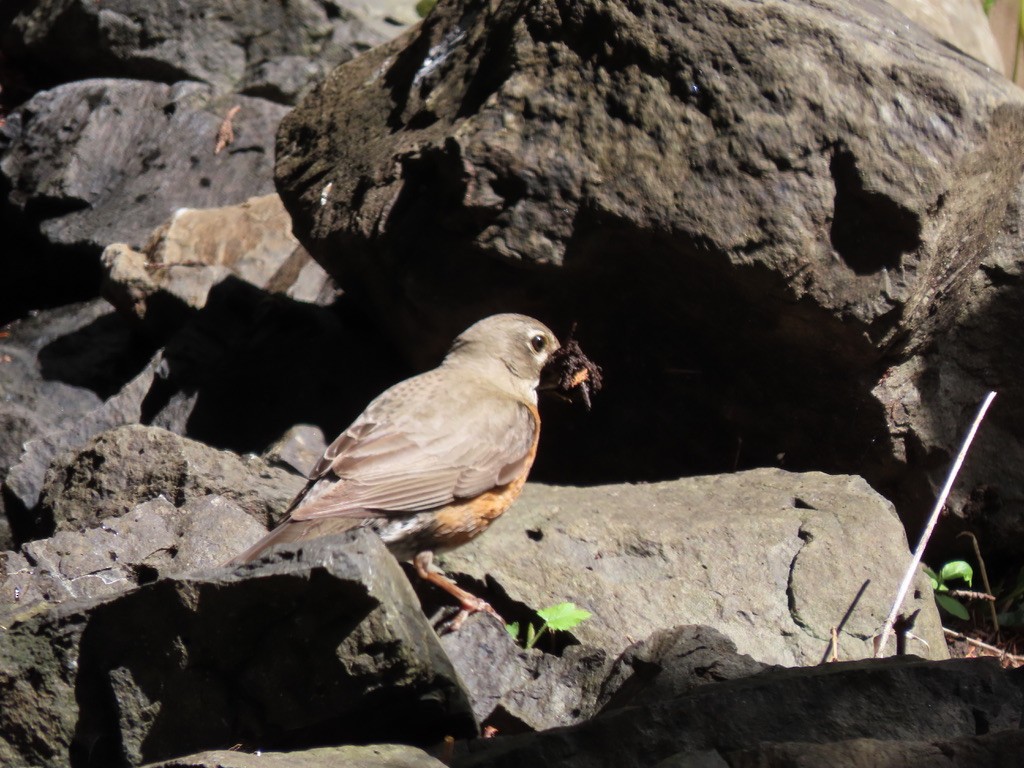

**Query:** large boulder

left=436, top=471, right=947, bottom=664
left=274, top=0, right=1024, bottom=554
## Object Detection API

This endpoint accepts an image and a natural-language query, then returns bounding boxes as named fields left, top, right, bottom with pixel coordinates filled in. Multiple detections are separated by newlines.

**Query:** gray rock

left=36, top=424, right=305, bottom=535
left=2, top=0, right=408, bottom=101
left=439, top=613, right=610, bottom=732
left=0, top=494, right=267, bottom=621
left=0, top=530, right=476, bottom=767
left=3, top=348, right=163, bottom=540
left=454, top=657, right=1022, bottom=768
left=596, top=625, right=769, bottom=713
left=143, top=744, right=449, bottom=768
left=437, top=471, right=947, bottom=665
left=1, top=79, right=288, bottom=252
left=724, top=730, right=1024, bottom=767
left=262, top=424, right=328, bottom=477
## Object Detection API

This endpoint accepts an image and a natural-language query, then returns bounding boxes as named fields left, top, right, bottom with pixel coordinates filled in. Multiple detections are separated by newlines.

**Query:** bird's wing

left=289, top=371, right=537, bottom=522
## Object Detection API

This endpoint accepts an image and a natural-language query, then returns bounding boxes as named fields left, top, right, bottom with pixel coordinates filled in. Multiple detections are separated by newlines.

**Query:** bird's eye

left=530, top=334, right=547, bottom=353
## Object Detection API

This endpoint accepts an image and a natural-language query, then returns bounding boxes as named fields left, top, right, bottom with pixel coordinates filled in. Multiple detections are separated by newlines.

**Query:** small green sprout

left=923, top=560, right=974, bottom=620
left=506, top=602, right=592, bottom=649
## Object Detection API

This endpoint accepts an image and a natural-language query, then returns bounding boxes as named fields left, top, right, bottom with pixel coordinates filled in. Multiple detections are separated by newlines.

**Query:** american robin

left=230, top=313, right=560, bottom=626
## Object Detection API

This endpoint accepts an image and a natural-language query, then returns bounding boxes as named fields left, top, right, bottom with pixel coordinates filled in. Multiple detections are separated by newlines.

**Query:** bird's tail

left=224, top=517, right=364, bottom=566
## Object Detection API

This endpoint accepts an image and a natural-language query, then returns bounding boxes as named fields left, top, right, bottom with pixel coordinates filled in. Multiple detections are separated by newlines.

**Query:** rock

left=262, top=424, right=328, bottom=477
left=0, top=297, right=162, bottom=545
left=1, top=79, right=288, bottom=252
left=436, top=471, right=947, bottom=665
left=0, top=530, right=476, bottom=767
left=0, top=494, right=267, bottom=622
left=143, top=744, right=449, bottom=768
left=438, top=613, right=610, bottom=733
left=36, top=424, right=305, bottom=535
left=101, top=194, right=334, bottom=331
left=274, top=0, right=1024, bottom=546
left=885, top=0, right=1004, bottom=72
left=872, top=174, right=1024, bottom=557
left=724, top=730, right=1024, bottom=767
left=453, top=657, right=1021, bottom=768
left=595, top=625, right=769, bottom=713
left=1, top=0, right=409, bottom=102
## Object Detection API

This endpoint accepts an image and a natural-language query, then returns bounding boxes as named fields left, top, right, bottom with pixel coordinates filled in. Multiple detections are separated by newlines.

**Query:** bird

left=229, top=313, right=560, bottom=627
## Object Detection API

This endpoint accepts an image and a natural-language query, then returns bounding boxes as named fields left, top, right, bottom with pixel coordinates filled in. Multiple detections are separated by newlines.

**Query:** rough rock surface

left=724, top=730, right=1024, bottom=767
left=1, top=0, right=412, bottom=102
left=0, top=298, right=164, bottom=542
left=438, top=471, right=947, bottom=665
left=274, top=0, right=1024, bottom=552
left=0, top=531, right=476, bottom=768
left=437, top=613, right=610, bottom=733
left=36, top=424, right=305, bottom=535
left=595, top=625, right=769, bottom=713
left=454, top=657, right=1022, bottom=768
left=1, top=79, right=288, bottom=252
left=0, top=494, right=266, bottom=622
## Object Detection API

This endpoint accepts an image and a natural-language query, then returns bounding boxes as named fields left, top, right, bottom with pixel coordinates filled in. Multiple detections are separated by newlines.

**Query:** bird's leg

left=413, top=550, right=503, bottom=631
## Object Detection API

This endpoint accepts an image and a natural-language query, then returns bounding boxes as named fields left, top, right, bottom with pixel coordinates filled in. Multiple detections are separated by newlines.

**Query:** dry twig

left=958, top=531, right=999, bottom=634
left=875, top=391, right=997, bottom=657
left=943, top=627, right=1024, bottom=665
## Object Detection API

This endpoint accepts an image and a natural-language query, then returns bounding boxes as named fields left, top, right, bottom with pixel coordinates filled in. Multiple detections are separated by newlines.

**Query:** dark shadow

left=829, top=149, right=922, bottom=276
left=142, top=277, right=405, bottom=455
left=37, top=312, right=156, bottom=400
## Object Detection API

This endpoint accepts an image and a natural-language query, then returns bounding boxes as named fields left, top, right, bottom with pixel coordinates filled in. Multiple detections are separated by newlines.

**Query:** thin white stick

left=875, top=391, right=997, bottom=657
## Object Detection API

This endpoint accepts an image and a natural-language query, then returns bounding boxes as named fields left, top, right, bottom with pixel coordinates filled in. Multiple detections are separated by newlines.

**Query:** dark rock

left=35, top=424, right=304, bottom=536
left=2, top=309, right=161, bottom=544
left=143, top=743, right=449, bottom=768
left=0, top=494, right=267, bottom=621
left=596, top=625, right=768, bottom=714
left=1, top=0, right=410, bottom=102
left=874, top=174, right=1024, bottom=560
left=454, top=657, right=1022, bottom=768
left=0, top=298, right=159, bottom=546
left=438, top=613, right=610, bottom=733
left=723, top=730, right=1024, bottom=767
left=1, top=79, right=287, bottom=252
left=274, top=0, right=1024, bottom=550
left=0, top=530, right=476, bottom=767
left=438, top=471, right=947, bottom=665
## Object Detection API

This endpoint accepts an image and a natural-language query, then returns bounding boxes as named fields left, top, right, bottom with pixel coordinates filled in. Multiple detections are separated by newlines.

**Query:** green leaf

left=939, top=560, right=973, bottom=587
left=982, top=0, right=996, bottom=15
left=935, top=593, right=970, bottom=620
left=415, top=0, right=438, bottom=17
left=537, top=602, right=593, bottom=631
left=506, top=622, right=520, bottom=639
